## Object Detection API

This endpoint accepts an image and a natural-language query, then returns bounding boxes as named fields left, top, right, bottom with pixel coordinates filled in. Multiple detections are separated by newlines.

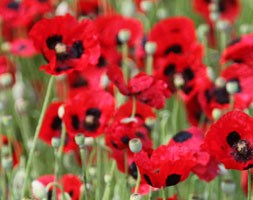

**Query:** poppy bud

left=197, top=24, right=209, bottom=39
left=104, top=174, right=112, bottom=184
left=58, top=105, right=65, bottom=119
left=12, top=81, right=25, bottom=100
left=1, top=42, right=10, bottom=53
left=1, top=115, right=12, bottom=127
left=174, top=74, right=184, bottom=88
left=129, top=138, right=142, bottom=153
left=2, top=156, right=13, bottom=170
left=140, top=1, right=153, bottom=12
left=207, top=67, right=215, bottom=81
left=226, top=81, right=239, bottom=95
left=212, top=108, right=222, bottom=121
left=60, top=192, right=72, bottom=200
left=121, top=1, right=136, bottom=17
left=145, top=42, right=157, bottom=55
left=156, top=8, right=167, bottom=19
left=75, top=134, right=85, bottom=147
left=31, top=180, right=47, bottom=199
left=55, top=1, right=70, bottom=16
left=216, top=20, right=230, bottom=32
left=215, top=77, right=226, bottom=88
left=209, top=3, right=218, bottom=12
left=210, top=12, right=220, bottom=22
left=51, top=137, right=61, bottom=149
left=118, top=29, right=131, bottom=43
left=15, top=99, right=27, bottom=115
left=221, top=179, right=236, bottom=195
left=0, top=73, right=12, bottom=87
left=130, top=193, right=142, bottom=200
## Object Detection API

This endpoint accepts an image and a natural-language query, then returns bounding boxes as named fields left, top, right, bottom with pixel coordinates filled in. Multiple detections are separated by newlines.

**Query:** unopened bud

left=130, top=193, right=142, bottom=200
left=1, top=42, right=10, bottom=52
left=140, top=1, right=152, bottom=12
left=2, top=156, right=13, bottom=170
left=75, top=134, right=85, bottom=147
left=58, top=105, right=65, bottom=119
left=0, top=73, right=12, bottom=87
left=129, top=138, right=142, bottom=153
left=226, top=81, right=239, bottom=95
left=51, top=137, right=61, bottom=149
left=212, top=108, right=222, bottom=121
left=118, top=29, right=131, bottom=43
left=145, top=42, right=157, bottom=55
left=32, top=180, right=46, bottom=199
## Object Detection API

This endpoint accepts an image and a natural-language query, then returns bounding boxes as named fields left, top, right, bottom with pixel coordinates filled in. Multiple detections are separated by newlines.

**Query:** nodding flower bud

left=129, top=138, right=142, bottom=153
left=212, top=108, right=222, bottom=121
left=145, top=42, right=157, bottom=55
left=1, top=42, right=10, bottom=53
left=118, top=29, right=131, bottom=43
left=104, top=174, right=112, bottom=184
left=0, top=73, right=12, bottom=87
left=51, top=137, right=61, bottom=149
left=226, top=81, right=239, bottom=95
left=221, top=179, right=236, bottom=195
left=74, top=134, right=85, bottom=148
left=140, top=1, right=153, bottom=12
left=58, top=105, right=65, bottom=119
left=130, top=193, right=143, bottom=200
left=121, top=1, right=136, bottom=17
left=32, top=180, right=47, bottom=199
left=156, top=8, right=167, bottom=19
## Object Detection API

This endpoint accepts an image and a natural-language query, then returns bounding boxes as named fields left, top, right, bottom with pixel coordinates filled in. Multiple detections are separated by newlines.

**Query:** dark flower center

left=165, top=174, right=181, bottom=186
left=97, top=56, right=107, bottom=68
left=129, top=162, right=137, bottom=179
left=83, top=108, right=101, bottom=131
left=163, top=63, right=176, bottom=76
left=70, top=75, right=88, bottom=88
left=51, top=116, right=62, bottom=130
left=173, top=131, right=192, bottom=143
left=46, top=35, right=63, bottom=50
left=7, top=2, right=20, bottom=10
left=227, top=131, right=253, bottom=162
left=164, top=44, right=182, bottom=55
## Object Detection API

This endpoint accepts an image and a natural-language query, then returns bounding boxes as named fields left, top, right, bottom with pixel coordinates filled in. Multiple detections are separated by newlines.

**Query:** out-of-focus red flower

left=168, top=127, right=219, bottom=182
left=134, top=144, right=195, bottom=188
left=0, top=56, right=15, bottom=89
left=203, top=111, right=253, bottom=170
left=221, top=34, right=253, bottom=66
left=95, top=14, right=143, bottom=49
left=154, top=54, right=205, bottom=101
left=241, top=170, right=253, bottom=196
left=107, top=65, right=170, bottom=109
left=1, top=135, right=22, bottom=167
left=63, top=89, right=115, bottom=137
left=39, top=102, right=78, bottom=152
left=60, top=174, right=82, bottom=200
left=10, top=38, right=37, bottom=57
left=29, top=14, right=100, bottom=75
left=198, top=64, right=253, bottom=119
left=193, top=0, right=240, bottom=23
left=148, top=16, right=203, bottom=67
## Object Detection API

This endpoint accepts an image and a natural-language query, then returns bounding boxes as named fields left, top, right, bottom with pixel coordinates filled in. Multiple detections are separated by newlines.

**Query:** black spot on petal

left=227, top=37, right=241, bottom=47
left=226, top=131, right=241, bottom=147
left=129, top=162, right=137, bottom=179
left=164, top=45, right=182, bottom=55
left=165, top=174, right=181, bottom=186
left=70, top=41, right=84, bottom=58
left=51, top=116, right=62, bottom=130
left=144, top=174, right=152, bottom=186
left=7, top=2, right=20, bottom=10
left=46, top=35, right=63, bottom=50
left=173, top=131, right=192, bottom=143
left=121, top=136, right=130, bottom=144
left=164, top=63, right=176, bottom=76
left=71, top=115, right=80, bottom=130
left=97, top=56, right=107, bottom=68
left=182, top=67, right=194, bottom=82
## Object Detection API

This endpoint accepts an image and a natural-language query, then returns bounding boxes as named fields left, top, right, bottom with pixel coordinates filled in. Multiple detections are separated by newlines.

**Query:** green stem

left=21, top=76, right=54, bottom=197
left=134, top=168, right=141, bottom=193
left=162, top=187, right=166, bottom=200
left=248, top=169, right=251, bottom=200
left=79, top=147, right=88, bottom=200
left=52, top=149, right=59, bottom=200
left=102, top=161, right=116, bottom=200
left=146, top=54, right=153, bottom=75
left=131, top=97, right=136, bottom=118
left=95, top=139, right=102, bottom=200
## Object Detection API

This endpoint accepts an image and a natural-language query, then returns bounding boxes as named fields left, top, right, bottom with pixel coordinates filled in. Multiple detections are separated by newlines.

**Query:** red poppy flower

left=63, top=89, right=115, bottom=137
left=95, top=14, right=143, bottom=48
left=241, top=170, right=253, bottom=196
left=193, top=0, right=240, bottom=23
left=60, top=174, right=82, bottom=200
left=154, top=53, right=205, bottom=101
left=221, top=34, right=253, bottom=66
left=10, top=38, right=37, bottom=57
left=134, top=144, right=195, bottom=188
left=168, top=127, right=219, bottom=182
left=29, top=14, right=100, bottom=75
left=23, top=0, right=53, bottom=16
left=66, top=66, right=104, bottom=98
left=198, top=64, right=253, bottom=119
left=107, top=65, right=170, bottom=109
left=0, top=56, right=15, bottom=89
left=203, top=110, right=253, bottom=170
left=148, top=16, right=203, bottom=66
left=39, top=102, right=78, bottom=152
left=32, top=174, right=55, bottom=199
left=131, top=182, right=159, bottom=195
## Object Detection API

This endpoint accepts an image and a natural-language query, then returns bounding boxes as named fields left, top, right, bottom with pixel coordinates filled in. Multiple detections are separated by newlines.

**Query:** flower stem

left=248, top=169, right=251, bottom=200
left=134, top=168, right=141, bottom=193
left=131, top=97, right=136, bottom=118
left=79, top=147, right=89, bottom=200
left=21, top=76, right=54, bottom=197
